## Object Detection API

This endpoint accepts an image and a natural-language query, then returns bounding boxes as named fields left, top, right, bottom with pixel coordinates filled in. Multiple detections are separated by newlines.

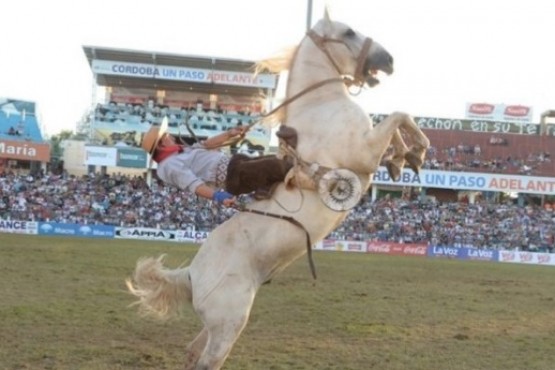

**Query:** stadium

left=1, top=16, right=555, bottom=370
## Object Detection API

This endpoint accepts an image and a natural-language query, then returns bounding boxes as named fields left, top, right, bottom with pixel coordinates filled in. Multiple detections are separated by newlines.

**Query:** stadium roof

left=82, top=45, right=278, bottom=97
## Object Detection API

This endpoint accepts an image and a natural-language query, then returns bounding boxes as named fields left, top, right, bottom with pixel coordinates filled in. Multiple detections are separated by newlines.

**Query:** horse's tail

left=125, top=254, right=192, bottom=319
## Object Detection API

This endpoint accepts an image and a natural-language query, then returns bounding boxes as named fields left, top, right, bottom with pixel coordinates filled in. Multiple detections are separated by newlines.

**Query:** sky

left=1, top=0, right=553, bottom=136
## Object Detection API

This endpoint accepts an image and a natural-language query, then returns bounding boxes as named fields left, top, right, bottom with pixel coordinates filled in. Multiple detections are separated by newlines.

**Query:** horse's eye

left=344, top=28, right=355, bottom=37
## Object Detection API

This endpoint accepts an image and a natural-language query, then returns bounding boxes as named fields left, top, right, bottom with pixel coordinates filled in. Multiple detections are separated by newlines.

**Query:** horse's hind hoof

left=404, top=151, right=423, bottom=174
left=385, top=161, right=401, bottom=182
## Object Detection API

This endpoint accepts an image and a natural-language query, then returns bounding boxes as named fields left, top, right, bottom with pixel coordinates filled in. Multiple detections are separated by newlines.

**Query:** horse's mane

left=254, top=45, right=298, bottom=127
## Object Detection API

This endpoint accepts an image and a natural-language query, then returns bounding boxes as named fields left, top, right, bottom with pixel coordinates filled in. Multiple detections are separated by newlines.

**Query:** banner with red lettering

left=498, top=250, right=555, bottom=266
left=367, top=242, right=428, bottom=257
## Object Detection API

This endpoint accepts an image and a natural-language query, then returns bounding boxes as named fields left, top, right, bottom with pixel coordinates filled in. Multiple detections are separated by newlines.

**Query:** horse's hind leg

left=184, top=328, right=208, bottom=370
left=384, top=130, right=408, bottom=181
left=193, top=282, right=255, bottom=370
left=391, top=112, right=430, bottom=174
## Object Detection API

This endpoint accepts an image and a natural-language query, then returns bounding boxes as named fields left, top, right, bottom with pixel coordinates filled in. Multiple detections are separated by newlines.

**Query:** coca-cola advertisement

left=366, top=242, right=427, bottom=257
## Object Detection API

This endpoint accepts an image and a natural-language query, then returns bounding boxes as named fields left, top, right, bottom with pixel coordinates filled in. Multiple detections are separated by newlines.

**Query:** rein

left=208, top=77, right=347, bottom=150
left=240, top=207, right=317, bottom=280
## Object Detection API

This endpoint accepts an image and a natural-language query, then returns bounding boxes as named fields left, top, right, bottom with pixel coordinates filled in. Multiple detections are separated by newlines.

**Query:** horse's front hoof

left=404, top=151, right=423, bottom=174
left=385, top=161, right=401, bottom=182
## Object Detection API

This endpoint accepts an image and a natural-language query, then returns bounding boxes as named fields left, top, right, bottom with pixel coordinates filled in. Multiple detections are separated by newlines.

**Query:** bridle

left=306, top=29, right=373, bottom=88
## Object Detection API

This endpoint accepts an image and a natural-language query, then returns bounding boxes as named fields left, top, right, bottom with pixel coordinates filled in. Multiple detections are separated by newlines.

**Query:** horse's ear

left=323, top=5, right=331, bottom=22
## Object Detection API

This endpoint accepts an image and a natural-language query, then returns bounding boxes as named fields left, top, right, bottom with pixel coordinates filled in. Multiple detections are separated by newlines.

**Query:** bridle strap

left=307, top=29, right=373, bottom=87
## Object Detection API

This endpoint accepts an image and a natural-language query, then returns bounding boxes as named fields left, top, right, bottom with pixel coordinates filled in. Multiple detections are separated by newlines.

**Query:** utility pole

left=306, top=0, right=313, bottom=31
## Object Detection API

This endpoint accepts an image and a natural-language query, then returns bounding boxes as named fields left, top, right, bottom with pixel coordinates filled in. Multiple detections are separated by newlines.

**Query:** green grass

left=1, top=234, right=554, bottom=370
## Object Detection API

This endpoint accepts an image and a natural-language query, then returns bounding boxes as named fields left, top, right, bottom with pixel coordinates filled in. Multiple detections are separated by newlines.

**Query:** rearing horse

left=127, top=11, right=430, bottom=370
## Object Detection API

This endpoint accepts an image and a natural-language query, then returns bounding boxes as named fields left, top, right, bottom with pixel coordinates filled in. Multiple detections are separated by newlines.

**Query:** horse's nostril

left=388, top=54, right=394, bottom=66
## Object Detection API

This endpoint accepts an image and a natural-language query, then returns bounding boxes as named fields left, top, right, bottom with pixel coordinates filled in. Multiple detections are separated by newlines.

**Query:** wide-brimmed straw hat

left=141, top=117, right=168, bottom=155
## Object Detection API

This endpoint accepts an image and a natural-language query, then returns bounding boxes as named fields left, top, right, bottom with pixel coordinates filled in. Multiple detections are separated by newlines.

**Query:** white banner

left=498, top=250, right=555, bottom=266
left=465, top=102, right=533, bottom=123
left=115, top=227, right=178, bottom=242
left=0, top=219, right=38, bottom=234
left=84, top=146, right=117, bottom=166
left=373, top=167, right=555, bottom=195
left=92, top=60, right=277, bottom=89
left=314, top=240, right=366, bottom=252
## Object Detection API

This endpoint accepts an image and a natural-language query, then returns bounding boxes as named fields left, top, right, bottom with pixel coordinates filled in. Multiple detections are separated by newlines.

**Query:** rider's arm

left=195, top=184, right=235, bottom=207
left=202, top=126, right=248, bottom=149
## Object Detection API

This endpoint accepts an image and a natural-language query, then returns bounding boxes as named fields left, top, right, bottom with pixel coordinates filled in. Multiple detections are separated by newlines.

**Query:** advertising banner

left=92, top=59, right=277, bottom=89
left=0, top=139, right=50, bottom=162
left=313, top=240, right=366, bottom=252
left=367, top=242, right=427, bottom=257
left=115, top=227, right=178, bottom=242
left=427, top=245, right=466, bottom=259
left=84, top=146, right=117, bottom=166
left=465, top=102, right=533, bottom=123
left=0, top=219, right=38, bottom=234
left=372, top=167, right=555, bottom=195
left=38, top=222, right=115, bottom=238
left=458, top=248, right=498, bottom=262
left=116, top=147, right=147, bottom=168
left=498, top=250, right=555, bottom=266
left=176, top=229, right=209, bottom=243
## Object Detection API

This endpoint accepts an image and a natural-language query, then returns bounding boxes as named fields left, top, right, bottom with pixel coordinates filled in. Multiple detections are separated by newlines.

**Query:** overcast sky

left=1, top=0, right=553, bottom=136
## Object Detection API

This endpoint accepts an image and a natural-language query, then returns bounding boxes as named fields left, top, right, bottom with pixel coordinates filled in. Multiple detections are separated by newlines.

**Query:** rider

left=141, top=118, right=293, bottom=207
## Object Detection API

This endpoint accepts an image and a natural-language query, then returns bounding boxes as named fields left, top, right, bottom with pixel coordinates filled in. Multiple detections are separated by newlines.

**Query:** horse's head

left=309, top=11, right=393, bottom=87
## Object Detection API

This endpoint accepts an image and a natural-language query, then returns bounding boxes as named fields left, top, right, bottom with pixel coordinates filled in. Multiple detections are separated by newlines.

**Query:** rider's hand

left=228, top=126, right=248, bottom=138
left=222, top=197, right=236, bottom=207
left=213, top=190, right=235, bottom=206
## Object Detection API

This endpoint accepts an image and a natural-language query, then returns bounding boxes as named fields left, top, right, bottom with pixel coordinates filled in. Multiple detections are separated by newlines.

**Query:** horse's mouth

left=366, top=69, right=389, bottom=87
left=366, top=69, right=381, bottom=87
left=366, top=65, right=393, bottom=87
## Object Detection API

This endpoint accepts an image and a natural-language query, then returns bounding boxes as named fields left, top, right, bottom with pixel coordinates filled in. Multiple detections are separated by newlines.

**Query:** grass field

left=0, top=233, right=554, bottom=370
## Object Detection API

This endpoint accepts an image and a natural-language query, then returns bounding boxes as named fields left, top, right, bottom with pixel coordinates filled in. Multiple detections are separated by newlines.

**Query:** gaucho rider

left=141, top=118, right=295, bottom=207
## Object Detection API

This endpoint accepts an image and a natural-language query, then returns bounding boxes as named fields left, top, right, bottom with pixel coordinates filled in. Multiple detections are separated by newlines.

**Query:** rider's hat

left=141, top=117, right=168, bottom=155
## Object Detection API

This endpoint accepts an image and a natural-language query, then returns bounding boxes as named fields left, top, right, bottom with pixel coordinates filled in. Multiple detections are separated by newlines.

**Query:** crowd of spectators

left=421, top=143, right=551, bottom=176
left=330, top=195, right=555, bottom=252
left=1, top=171, right=554, bottom=253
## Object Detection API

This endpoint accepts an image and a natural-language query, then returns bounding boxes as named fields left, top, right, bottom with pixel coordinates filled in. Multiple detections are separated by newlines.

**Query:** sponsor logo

left=504, top=105, right=529, bottom=117
left=500, top=251, right=516, bottom=262
left=519, top=252, right=533, bottom=262
left=469, top=103, right=494, bottom=114
left=40, top=223, right=53, bottom=232
left=79, top=226, right=92, bottom=235
left=537, top=254, right=551, bottom=264
left=403, top=246, right=427, bottom=255
left=431, top=246, right=459, bottom=256
left=467, top=249, right=495, bottom=260
left=116, top=228, right=175, bottom=239
left=367, top=244, right=391, bottom=253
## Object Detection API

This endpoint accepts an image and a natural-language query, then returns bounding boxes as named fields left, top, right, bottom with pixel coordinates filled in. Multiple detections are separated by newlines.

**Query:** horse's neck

left=282, top=38, right=373, bottom=174
left=285, top=40, right=348, bottom=117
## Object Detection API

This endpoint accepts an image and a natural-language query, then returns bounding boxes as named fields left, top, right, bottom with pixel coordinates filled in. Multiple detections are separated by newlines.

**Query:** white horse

left=127, top=11, right=430, bottom=370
